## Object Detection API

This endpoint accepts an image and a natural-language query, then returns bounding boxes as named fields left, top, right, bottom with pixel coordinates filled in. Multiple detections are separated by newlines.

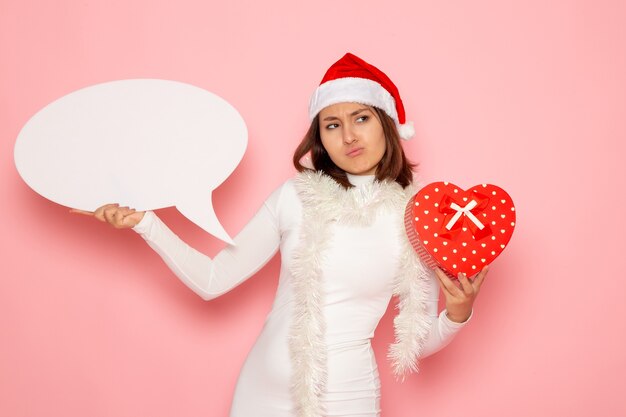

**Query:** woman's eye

left=326, top=123, right=339, bottom=130
left=356, top=115, right=369, bottom=123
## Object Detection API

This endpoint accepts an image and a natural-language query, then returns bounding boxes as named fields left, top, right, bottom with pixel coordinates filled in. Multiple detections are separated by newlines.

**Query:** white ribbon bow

left=445, top=200, right=485, bottom=231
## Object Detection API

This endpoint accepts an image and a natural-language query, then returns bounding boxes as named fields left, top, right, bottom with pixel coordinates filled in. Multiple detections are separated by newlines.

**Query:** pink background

left=1, top=1, right=624, bottom=416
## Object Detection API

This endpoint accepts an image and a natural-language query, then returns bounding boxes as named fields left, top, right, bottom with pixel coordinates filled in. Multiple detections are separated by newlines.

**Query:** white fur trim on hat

left=309, top=77, right=416, bottom=140
left=309, top=77, right=399, bottom=123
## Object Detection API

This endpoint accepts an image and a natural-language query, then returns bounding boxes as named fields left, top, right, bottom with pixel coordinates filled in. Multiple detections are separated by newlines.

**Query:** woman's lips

left=346, top=147, right=364, bottom=157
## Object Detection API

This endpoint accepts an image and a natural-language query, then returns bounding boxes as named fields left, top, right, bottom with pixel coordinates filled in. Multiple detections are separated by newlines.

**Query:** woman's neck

left=346, top=172, right=375, bottom=187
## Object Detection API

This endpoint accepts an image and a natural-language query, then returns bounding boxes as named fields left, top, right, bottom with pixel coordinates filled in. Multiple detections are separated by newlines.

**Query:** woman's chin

left=343, top=166, right=376, bottom=176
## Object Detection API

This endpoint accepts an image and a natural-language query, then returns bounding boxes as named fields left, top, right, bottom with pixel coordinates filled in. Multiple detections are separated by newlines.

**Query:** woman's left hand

left=434, top=266, right=488, bottom=323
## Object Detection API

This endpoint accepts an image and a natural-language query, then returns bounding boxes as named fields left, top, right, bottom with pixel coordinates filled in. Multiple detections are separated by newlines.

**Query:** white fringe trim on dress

left=289, top=171, right=433, bottom=416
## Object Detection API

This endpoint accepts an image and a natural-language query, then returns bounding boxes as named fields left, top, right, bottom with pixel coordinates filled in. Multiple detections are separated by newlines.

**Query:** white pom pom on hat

left=309, top=53, right=415, bottom=140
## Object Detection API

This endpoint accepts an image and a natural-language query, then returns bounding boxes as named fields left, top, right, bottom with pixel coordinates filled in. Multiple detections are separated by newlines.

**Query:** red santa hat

left=308, top=52, right=415, bottom=140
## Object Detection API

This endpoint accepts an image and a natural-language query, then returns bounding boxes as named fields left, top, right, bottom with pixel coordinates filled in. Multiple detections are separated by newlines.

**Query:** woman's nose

left=342, top=125, right=357, bottom=144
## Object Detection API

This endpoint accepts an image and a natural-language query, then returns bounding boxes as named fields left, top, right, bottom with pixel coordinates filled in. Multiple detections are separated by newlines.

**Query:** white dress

left=132, top=173, right=470, bottom=417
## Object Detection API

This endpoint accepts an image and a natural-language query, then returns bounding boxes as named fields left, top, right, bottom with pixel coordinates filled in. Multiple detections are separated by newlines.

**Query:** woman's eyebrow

left=322, top=108, right=370, bottom=121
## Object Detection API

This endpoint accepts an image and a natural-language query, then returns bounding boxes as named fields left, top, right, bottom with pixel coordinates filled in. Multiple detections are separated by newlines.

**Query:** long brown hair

left=293, top=106, right=416, bottom=189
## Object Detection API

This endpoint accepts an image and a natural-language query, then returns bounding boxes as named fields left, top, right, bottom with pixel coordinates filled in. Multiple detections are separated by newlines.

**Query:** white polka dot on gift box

left=404, top=181, right=516, bottom=277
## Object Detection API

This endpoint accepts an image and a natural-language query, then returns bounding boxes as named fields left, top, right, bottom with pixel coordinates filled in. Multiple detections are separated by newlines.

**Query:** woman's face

left=318, top=102, right=386, bottom=176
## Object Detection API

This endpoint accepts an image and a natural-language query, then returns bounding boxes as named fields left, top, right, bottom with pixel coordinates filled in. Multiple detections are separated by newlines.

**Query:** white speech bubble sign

left=14, top=79, right=247, bottom=244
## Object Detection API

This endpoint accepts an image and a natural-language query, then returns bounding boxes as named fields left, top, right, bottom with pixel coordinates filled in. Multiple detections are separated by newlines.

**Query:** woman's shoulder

left=263, top=175, right=300, bottom=211
left=268, top=170, right=331, bottom=199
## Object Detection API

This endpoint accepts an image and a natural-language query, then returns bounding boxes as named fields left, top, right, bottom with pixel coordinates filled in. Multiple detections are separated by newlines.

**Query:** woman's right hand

left=70, top=204, right=145, bottom=229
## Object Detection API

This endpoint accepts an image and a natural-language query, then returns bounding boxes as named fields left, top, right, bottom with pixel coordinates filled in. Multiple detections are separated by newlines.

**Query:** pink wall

left=1, top=1, right=624, bottom=416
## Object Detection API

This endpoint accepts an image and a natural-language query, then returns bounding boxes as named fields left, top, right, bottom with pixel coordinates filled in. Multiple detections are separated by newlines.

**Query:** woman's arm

left=418, top=269, right=474, bottom=358
left=132, top=208, right=279, bottom=301
left=132, top=187, right=283, bottom=301
left=70, top=181, right=286, bottom=301
left=419, top=265, right=487, bottom=357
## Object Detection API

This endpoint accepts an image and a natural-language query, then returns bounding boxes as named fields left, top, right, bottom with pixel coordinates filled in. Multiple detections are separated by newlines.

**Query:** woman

left=72, top=53, right=487, bottom=417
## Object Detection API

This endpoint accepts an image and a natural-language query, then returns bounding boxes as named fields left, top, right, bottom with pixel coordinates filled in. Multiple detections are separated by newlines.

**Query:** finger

left=121, top=210, right=139, bottom=227
left=94, top=203, right=120, bottom=215
left=113, top=207, right=131, bottom=226
left=473, top=266, right=489, bottom=292
left=457, top=272, right=474, bottom=295
left=102, top=206, right=119, bottom=224
left=114, top=210, right=123, bottom=223
left=434, top=267, right=463, bottom=297
left=122, top=209, right=138, bottom=224
left=118, top=207, right=136, bottom=216
left=95, top=204, right=120, bottom=222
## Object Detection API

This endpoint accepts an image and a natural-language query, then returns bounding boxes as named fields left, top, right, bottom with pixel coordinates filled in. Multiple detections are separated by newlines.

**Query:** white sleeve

left=130, top=187, right=283, bottom=301
left=418, top=269, right=473, bottom=358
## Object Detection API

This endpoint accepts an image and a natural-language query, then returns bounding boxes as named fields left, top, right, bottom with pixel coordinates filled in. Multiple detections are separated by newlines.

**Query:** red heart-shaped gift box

left=405, top=182, right=515, bottom=278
